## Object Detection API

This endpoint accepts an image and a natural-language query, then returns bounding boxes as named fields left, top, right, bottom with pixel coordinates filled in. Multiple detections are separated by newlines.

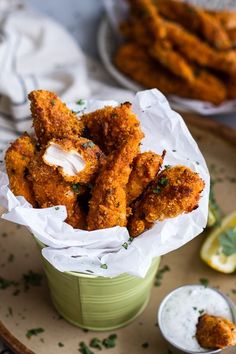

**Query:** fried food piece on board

left=156, top=0, right=231, bottom=50
left=43, top=137, right=105, bottom=185
left=28, top=153, right=86, bottom=229
left=5, top=133, right=36, bottom=206
left=115, top=42, right=226, bottom=104
left=128, top=165, right=204, bottom=237
left=81, top=102, right=142, bottom=155
left=28, top=90, right=84, bottom=145
left=87, top=129, right=144, bottom=231
left=126, top=151, right=164, bottom=205
left=196, top=314, right=236, bottom=349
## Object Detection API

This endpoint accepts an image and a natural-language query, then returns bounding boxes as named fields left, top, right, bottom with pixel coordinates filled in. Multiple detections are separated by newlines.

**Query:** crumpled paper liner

left=0, top=89, right=210, bottom=278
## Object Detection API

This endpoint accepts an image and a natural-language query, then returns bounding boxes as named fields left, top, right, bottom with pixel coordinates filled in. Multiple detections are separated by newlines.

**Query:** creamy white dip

left=43, top=143, right=85, bottom=176
left=159, top=285, right=233, bottom=352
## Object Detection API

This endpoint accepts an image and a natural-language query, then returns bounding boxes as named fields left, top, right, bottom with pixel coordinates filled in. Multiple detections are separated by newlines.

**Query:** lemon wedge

left=201, top=211, right=236, bottom=274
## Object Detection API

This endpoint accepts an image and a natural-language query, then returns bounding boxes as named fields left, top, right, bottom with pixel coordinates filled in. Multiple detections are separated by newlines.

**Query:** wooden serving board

left=0, top=114, right=236, bottom=354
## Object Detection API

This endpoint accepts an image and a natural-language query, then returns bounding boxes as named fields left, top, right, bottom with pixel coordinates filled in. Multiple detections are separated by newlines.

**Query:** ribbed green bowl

left=35, top=239, right=160, bottom=331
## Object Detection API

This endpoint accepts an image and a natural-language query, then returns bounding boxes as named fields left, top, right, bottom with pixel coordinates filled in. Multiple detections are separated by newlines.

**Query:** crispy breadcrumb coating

left=43, top=137, right=105, bottom=184
left=28, top=152, right=86, bottom=229
left=128, top=165, right=204, bottom=237
left=5, top=134, right=36, bottom=206
left=115, top=42, right=226, bottom=105
left=127, top=151, right=164, bottom=205
left=156, top=0, right=232, bottom=50
left=28, top=90, right=84, bottom=145
left=81, top=102, right=143, bottom=155
left=196, top=314, right=236, bottom=349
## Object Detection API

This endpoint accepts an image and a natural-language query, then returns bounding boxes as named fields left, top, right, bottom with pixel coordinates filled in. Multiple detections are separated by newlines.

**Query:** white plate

left=97, top=17, right=236, bottom=116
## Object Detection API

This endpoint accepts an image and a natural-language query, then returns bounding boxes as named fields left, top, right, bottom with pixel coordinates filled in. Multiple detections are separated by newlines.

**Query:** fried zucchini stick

left=87, top=132, right=143, bottom=231
left=127, top=151, right=164, bottom=205
left=81, top=102, right=142, bottom=155
left=28, top=90, right=84, bottom=145
left=128, top=165, right=204, bottom=237
left=5, top=134, right=36, bottom=206
left=115, top=42, right=226, bottom=104
left=156, top=0, right=231, bottom=50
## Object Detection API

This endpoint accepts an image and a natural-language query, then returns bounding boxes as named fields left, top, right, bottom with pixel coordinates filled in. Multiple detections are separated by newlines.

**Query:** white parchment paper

left=103, top=0, right=236, bottom=116
left=0, top=89, right=210, bottom=278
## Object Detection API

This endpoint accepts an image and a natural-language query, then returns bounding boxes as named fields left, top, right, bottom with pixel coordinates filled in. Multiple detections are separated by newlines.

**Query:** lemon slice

left=201, top=211, right=236, bottom=274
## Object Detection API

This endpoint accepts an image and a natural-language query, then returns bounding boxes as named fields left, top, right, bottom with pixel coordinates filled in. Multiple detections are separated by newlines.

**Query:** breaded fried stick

left=128, top=165, right=204, bottom=237
left=5, top=133, right=36, bottom=206
left=196, top=314, right=236, bottom=349
left=28, top=152, right=86, bottom=229
left=81, top=102, right=142, bottom=155
left=114, top=42, right=226, bottom=104
left=156, top=0, right=232, bottom=50
left=87, top=131, right=143, bottom=231
left=208, top=10, right=236, bottom=30
left=128, top=0, right=194, bottom=82
left=28, top=90, right=84, bottom=145
left=126, top=151, right=164, bottom=205
left=43, top=137, right=105, bottom=184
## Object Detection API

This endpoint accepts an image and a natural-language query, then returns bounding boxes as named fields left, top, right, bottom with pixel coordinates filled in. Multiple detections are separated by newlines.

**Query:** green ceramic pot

left=35, top=239, right=160, bottom=331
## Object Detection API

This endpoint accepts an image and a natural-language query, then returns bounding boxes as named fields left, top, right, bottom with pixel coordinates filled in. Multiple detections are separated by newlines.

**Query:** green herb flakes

left=8, top=254, right=14, bottom=263
left=153, top=186, right=161, bottom=194
left=231, top=289, right=236, bottom=294
left=0, top=277, right=17, bottom=289
left=100, top=264, right=108, bottom=269
left=26, top=327, right=44, bottom=339
left=50, top=99, right=56, bottom=106
left=72, top=183, right=81, bottom=193
left=199, top=278, right=209, bottom=287
left=164, top=165, right=171, bottom=169
left=155, top=265, right=170, bottom=287
left=23, top=270, right=43, bottom=290
left=55, top=206, right=60, bottom=210
left=90, top=338, right=102, bottom=350
left=159, top=177, right=169, bottom=187
left=102, top=334, right=117, bottom=349
left=198, top=309, right=205, bottom=315
left=122, top=242, right=128, bottom=250
left=82, top=141, right=95, bottom=149
left=8, top=307, right=13, bottom=316
left=79, top=342, right=94, bottom=354
left=76, top=99, right=85, bottom=105
left=219, top=228, right=236, bottom=256
left=58, top=342, right=64, bottom=347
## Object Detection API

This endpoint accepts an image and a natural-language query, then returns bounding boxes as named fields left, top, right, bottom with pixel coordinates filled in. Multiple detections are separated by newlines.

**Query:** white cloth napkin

left=0, top=0, right=133, bottom=151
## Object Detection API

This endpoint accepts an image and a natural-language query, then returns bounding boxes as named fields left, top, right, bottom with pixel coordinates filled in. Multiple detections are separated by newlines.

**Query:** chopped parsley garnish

left=232, top=289, right=236, bottom=294
left=26, top=327, right=44, bottom=339
left=111, top=113, right=118, bottom=119
left=79, top=342, right=94, bottom=354
left=23, top=270, right=43, bottom=290
left=76, top=99, right=85, bottom=105
left=72, top=183, right=81, bottom=193
left=0, top=277, right=17, bottom=289
left=208, top=182, right=221, bottom=227
left=102, top=334, right=117, bottom=348
left=58, top=342, right=64, bottom=347
left=82, top=141, right=95, bottom=149
left=122, top=242, right=128, bottom=250
left=90, top=337, right=102, bottom=350
left=50, top=99, right=56, bottom=106
left=198, top=309, right=205, bottom=315
left=100, top=264, right=108, bottom=269
left=153, top=186, right=161, bottom=194
left=155, top=265, right=170, bottom=287
left=199, top=278, right=209, bottom=287
left=219, top=228, right=236, bottom=256
left=164, top=165, right=171, bottom=169
left=8, top=307, right=13, bottom=317
left=8, top=254, right=14, bottom=263
left=55, top=206, right=60, bottom=210
left=193, top=307, right=197, bottom=311
left=172, top=149, right=176, bottom=152
left=12, top=289, right=20, bottom=296
left=159, top=177, right=169, bottom=187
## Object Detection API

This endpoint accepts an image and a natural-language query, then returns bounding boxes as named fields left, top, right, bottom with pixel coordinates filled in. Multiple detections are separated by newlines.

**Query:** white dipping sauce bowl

left=157, top=285, right=236, bottom=354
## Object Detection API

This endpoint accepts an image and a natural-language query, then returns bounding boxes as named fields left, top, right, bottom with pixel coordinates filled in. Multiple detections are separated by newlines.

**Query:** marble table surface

left=0, top=1, right=236, bottom=353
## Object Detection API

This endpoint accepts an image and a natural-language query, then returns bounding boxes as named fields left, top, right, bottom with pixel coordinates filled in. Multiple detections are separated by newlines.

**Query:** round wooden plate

left=1, top=114, right=236, bottom=354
